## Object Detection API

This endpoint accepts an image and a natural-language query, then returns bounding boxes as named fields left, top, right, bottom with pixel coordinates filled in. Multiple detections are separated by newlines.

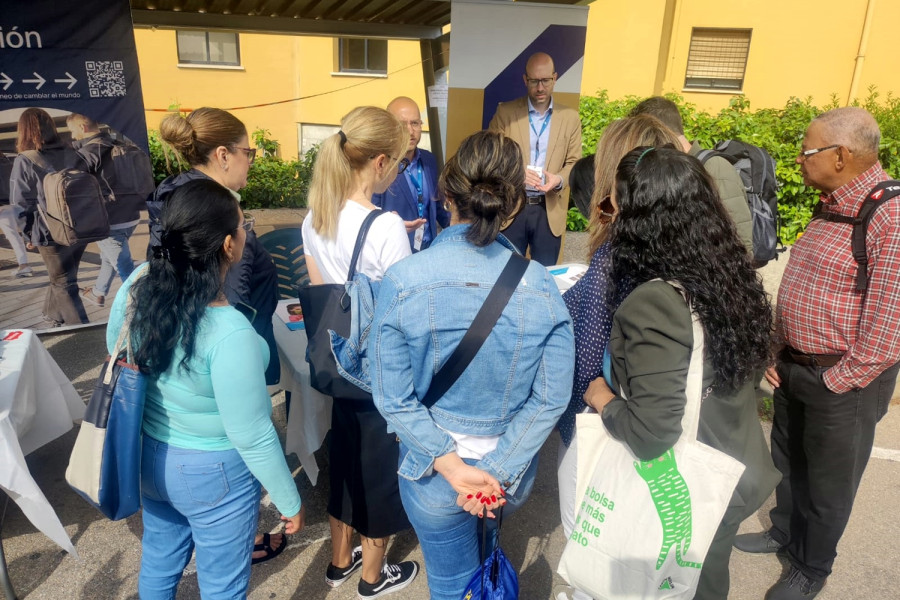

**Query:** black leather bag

left=298, top=209, right=383, bottom=401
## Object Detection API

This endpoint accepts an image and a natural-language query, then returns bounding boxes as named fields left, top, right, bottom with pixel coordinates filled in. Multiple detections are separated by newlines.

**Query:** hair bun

left=469, top=180, right=504, bottom=220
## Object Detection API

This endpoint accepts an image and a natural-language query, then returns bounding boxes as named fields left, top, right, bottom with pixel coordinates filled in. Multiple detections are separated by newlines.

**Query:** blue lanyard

left=408, top=162, right=426, bottom=218
left=528, top=110, right=551, bottom=164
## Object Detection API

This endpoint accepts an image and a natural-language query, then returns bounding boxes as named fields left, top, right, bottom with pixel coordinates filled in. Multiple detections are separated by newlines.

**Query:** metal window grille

left=339, top=38, right=388, bottom=74
left=176, top=30, right=240, bottom=66
left=684, top=28, right=751, bottom=91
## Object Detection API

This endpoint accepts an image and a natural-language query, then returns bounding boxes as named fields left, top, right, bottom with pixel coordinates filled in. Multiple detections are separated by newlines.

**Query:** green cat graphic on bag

left=634, top=448, right=702, bottom=571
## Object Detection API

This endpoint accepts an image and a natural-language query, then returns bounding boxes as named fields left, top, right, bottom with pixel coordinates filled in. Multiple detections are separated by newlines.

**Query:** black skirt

left=327, top=399, right=411, bottom=538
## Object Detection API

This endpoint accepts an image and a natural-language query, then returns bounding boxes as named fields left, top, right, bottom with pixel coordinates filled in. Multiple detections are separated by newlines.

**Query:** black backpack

left=22, top=149, right=109, bottom=246
left=809, top=180, right=900, bottom=294
left=85, top=137, right=155, bottom=207
left=698, top=140, right=780, bottom=265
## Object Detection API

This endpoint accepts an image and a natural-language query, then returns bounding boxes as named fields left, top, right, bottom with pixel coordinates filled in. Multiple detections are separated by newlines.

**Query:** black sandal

left=251, top=532, right=287, bottom=565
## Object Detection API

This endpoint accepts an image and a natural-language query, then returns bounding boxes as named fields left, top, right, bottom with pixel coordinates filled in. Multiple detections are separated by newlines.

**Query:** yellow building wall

left=581, top=0, right=667, bottom=98
left=581, top=0, right=900, bottom=112
left=134, top=29, right=427, bottom=160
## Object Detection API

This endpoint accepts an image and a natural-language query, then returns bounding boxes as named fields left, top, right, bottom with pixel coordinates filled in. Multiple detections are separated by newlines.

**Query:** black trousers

left=502, top=203, right=561, bottom=266
left=769, top=358, right=899, bottom=581
left=37, top=241, right=89, bottom=325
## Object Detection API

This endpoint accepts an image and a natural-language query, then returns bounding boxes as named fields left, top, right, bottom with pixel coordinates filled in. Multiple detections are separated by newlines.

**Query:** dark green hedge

left=577, top=89, right=900, bottom=242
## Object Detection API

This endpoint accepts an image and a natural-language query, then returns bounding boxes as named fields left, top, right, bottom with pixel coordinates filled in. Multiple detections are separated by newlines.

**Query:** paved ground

left=2, top=216, right=899, bottom=599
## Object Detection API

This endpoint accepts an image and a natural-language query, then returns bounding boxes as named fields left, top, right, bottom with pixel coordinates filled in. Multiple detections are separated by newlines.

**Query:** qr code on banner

left=85, top=61, right=126, bottom=98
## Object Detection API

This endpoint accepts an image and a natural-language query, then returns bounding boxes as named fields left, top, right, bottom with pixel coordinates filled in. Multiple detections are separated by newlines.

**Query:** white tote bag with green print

left=557, top=294, right=746, bottom=599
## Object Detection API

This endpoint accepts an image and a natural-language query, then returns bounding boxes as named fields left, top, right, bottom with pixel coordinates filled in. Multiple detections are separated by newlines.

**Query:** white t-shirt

left=302, top=201, right=411, bottom=283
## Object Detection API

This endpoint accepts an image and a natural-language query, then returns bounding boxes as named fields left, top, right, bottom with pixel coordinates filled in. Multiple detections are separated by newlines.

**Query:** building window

left=177, top=30, right=240, bottom=66
left=338, top=38, right=387, bottom=74
left=684, top=28, right=751, bottom=91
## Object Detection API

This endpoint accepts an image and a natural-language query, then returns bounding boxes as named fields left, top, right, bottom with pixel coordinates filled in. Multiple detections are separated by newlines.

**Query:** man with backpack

left=736, top=107, right=900, bottom=600
left=630, top=97, right=754, bottom=255
left=68, top=113, right=154, bottom=306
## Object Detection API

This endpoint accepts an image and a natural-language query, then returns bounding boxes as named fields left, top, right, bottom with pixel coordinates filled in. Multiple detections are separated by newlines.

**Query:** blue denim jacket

left=367, top=225, right=574, bottom=494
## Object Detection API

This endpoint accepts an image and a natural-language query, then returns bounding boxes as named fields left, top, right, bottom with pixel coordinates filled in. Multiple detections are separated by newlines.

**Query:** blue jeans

left=93, top=226, right=136, bottom=297
left=139, top=436, right=261, bottom=600
left=397, top=443, right=538, bottom=600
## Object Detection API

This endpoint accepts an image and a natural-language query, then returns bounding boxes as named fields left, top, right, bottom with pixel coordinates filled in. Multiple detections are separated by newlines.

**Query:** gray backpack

left=23, top=150, right=109, bottom=246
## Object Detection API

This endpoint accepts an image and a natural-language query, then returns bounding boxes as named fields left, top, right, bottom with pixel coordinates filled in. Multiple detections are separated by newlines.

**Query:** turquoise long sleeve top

left=106, top=266, right=301, bottom=518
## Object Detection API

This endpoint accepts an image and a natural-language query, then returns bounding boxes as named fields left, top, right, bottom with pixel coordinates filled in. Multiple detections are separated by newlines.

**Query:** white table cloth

left=0, top=329, right=84, bottom=555
left=271, top=302, right=332, bottom=486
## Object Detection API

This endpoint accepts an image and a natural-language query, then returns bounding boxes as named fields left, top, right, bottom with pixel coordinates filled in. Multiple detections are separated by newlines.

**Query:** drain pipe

left=847, top=0, right=876, bottom=105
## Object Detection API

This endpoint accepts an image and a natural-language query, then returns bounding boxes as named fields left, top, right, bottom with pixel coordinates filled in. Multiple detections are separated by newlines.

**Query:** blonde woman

left=302, top=106, right=418, bottom=598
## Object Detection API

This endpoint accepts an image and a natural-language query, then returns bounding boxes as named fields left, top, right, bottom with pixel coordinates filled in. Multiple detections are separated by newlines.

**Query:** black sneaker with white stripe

left=325, top=545, right=363, bottom=588
left=357, top=561, right=419, bottom=599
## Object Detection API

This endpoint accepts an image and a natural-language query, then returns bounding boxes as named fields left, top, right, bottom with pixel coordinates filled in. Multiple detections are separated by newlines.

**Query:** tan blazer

left=488, top=96, right=582, bottom=237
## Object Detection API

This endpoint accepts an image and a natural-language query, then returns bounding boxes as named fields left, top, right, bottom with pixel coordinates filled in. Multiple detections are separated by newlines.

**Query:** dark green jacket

left=602, top=280, right=778, bottom=516
left=689, top=141, right=753, bottom=256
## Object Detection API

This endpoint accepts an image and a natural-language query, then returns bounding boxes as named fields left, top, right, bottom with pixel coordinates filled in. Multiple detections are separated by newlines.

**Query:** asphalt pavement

left=2, top=229, right=899, bottom=599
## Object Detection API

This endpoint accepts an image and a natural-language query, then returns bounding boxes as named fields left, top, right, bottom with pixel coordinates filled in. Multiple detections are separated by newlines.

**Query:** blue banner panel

left=0, top=0, right=148, bottom=150
left=481, top=24, right=587, bottom=130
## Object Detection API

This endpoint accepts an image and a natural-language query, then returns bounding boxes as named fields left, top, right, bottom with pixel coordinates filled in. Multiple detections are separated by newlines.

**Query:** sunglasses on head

left=596, top=195, right=616, bottom=225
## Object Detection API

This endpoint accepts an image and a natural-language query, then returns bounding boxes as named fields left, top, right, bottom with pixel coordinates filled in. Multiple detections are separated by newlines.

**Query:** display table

left=271, top=303, right=332, bottom=486
left=0, top=329, right=84, bottom=598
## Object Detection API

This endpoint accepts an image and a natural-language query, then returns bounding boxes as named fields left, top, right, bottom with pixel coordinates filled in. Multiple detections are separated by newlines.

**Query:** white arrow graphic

left=23, top=72, right=45, bottom=90
left=0, top=73, right=12, bottom=91
left=54, top=72, right=77, bottom=90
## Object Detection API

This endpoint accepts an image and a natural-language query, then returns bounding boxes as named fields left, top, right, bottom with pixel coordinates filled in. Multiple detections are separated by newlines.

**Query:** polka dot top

left=558, top=242, right=629, bottom=446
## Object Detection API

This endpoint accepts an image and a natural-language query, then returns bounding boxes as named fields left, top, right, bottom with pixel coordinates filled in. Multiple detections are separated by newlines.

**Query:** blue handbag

left=460, top=506, right=519, bottom=600
left=66, top=297, right=146, bottom=520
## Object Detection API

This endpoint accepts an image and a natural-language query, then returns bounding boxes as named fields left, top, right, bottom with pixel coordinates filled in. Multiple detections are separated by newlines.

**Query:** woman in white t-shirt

left=301, top=106, right=418, bottom=598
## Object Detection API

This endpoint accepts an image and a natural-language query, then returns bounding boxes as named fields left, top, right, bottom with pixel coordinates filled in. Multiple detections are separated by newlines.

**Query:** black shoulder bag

left=298, top=209, right=386, bottom=401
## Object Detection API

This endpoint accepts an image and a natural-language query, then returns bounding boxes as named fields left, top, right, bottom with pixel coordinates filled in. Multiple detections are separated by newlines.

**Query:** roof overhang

left=130, top=0, right=591, bottom=40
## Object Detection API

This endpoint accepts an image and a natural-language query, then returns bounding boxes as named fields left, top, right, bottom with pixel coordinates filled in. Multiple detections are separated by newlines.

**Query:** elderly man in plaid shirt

left=734, top=107, right=900, bottom=600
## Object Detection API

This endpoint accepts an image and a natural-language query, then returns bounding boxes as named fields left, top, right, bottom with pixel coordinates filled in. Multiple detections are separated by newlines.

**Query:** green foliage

left=147, top=129, right=318, bottom=209
left=251, top=128, right=280, bottom=158
left=241, top=145, right=318, bottom=209
left=578, top=89, right=900, bottom=244
left=758, top=395, right=774, bottom=421
left=566, top=206, right=589, bottom=232
left=147, top=129, right=188, bottom=185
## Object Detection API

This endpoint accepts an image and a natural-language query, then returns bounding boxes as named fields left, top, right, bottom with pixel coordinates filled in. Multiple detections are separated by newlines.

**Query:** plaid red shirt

left=776, top=162, right=900, bottom=393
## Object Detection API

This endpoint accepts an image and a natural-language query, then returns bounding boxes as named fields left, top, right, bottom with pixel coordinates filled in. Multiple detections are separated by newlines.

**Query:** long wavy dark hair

left=610, top=146, right=772, bottom=392
left=130, top=179, right=241, bottom=376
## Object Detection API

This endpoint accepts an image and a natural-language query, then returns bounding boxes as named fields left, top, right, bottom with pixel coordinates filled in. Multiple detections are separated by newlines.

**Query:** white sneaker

left=15, top=265, right=33, bottom=278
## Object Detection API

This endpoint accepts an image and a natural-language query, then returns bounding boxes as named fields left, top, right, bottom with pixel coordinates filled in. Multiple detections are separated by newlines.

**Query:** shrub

left=578, top=88, right=900, bottom=243
left=566, top=206, right=589, bottom=232
left=147, top=130, right=317, bottom=209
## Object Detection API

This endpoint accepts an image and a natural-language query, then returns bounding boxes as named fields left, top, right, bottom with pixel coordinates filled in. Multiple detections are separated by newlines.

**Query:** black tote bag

left=297, top=209, right=383, bottom=401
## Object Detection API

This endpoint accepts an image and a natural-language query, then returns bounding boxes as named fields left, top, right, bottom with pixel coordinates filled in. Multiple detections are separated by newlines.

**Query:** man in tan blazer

left=488, top=52, right=582, bottom=265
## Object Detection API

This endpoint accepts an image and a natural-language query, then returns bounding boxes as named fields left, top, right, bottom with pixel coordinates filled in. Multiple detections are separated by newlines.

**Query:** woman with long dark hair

left=583, top=147, right=779, bottom=600
left=9, top=108, right=89, bottom=325
left=108, top=179, right=303, bottom=598
left=371, top=130, right=574, bottom=600
left=555, top=116, right=681, bottom=600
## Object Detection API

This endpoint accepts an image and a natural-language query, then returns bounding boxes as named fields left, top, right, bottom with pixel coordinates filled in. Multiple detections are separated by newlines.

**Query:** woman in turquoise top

left=107, top=179, right=303, bottom=599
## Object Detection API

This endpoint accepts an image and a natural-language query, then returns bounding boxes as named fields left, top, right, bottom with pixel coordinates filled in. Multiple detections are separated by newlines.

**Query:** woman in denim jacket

left=371, top=130, right=575, bottom=600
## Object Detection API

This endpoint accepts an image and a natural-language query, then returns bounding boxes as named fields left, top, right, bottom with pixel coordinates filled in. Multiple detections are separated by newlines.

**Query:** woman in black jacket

left=584, top=147, right=780, bottom=600
left=9, top=108, right=89, bottom=325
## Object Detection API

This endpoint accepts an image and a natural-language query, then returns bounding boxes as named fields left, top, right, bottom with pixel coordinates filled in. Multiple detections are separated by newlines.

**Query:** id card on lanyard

left=527, top=110, right=551, bottom=191
left=409, top=162, right=426, bottom=251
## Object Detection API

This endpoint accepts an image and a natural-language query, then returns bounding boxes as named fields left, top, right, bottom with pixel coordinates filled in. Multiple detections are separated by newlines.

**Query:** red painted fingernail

left=499, top=489, right=506, bottom=497
left=475, top=492, right=482, bottom=499
left=491, top=495, right=497, bottom=503
left=466, top=494, right=473, bottom=499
